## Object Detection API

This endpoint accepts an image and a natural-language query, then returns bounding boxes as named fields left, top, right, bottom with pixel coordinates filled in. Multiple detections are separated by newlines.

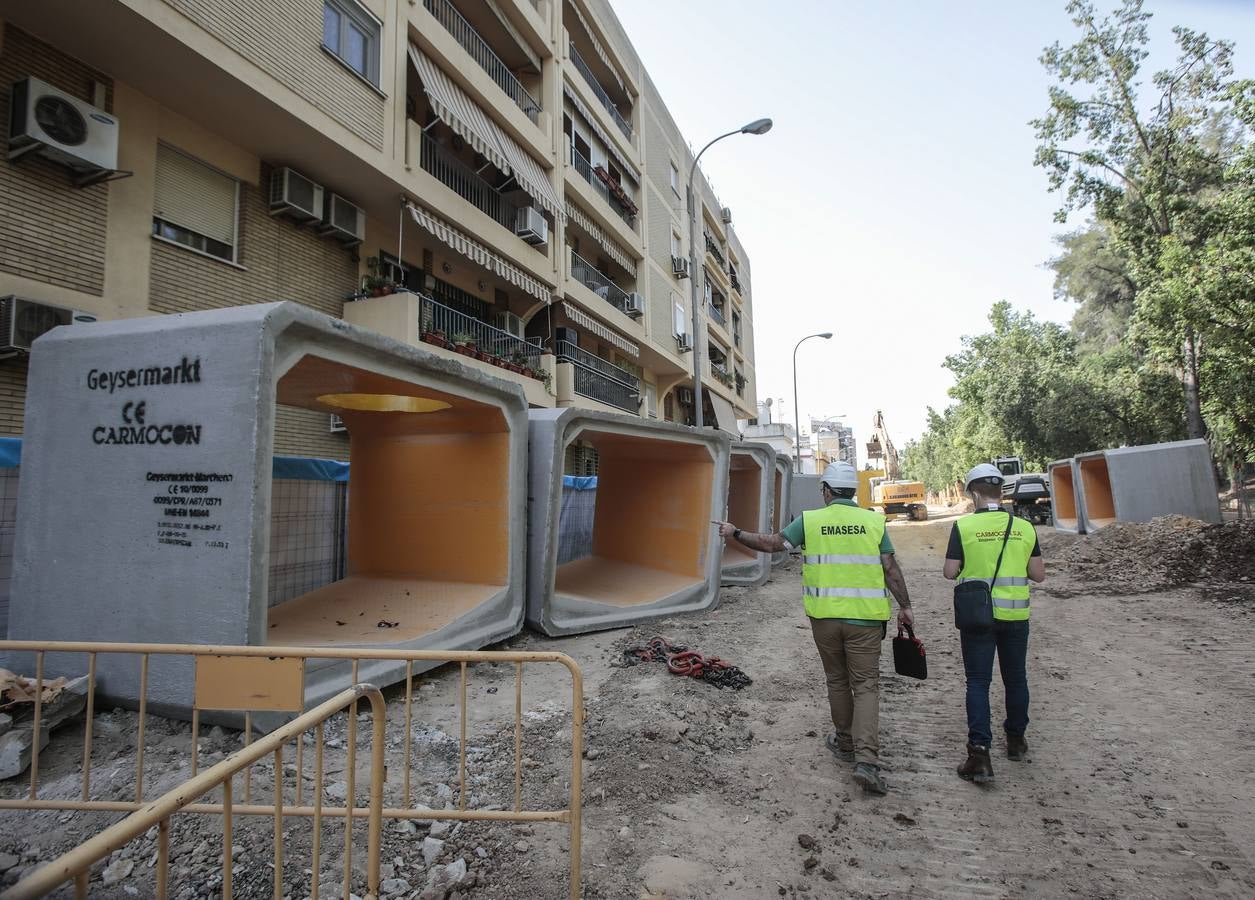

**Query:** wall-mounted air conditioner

left=671, top=256, right=690, bottom=279
left=721, top=206, right=733, bottom=224
left=622, top=292, right=644, bottom=319
left=515, top=207, right=549, bottom=246
left=329, top=414, right=347, bottom=434
left=677, top=386, right=695, bottom=405
left=0, top=296, right=94, bottom=357
left=8, top=76, right=119, bottom=178
left=270, top=167, right=324, bottom=223
left=675, top=332, right=692, bottom=353
left=319, top=193, right=365, bottom=246
left=493, top=311, right=524, bottom=337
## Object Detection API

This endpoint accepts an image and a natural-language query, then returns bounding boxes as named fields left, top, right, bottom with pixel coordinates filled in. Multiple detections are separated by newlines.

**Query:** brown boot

left=1006, top=732, right=1028, bottom=761
left=957, top=743, right=994, bottom=783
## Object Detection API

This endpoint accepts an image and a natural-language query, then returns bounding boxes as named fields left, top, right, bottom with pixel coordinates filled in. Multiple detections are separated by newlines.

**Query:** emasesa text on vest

left=820, top=524, right=869, bottom=535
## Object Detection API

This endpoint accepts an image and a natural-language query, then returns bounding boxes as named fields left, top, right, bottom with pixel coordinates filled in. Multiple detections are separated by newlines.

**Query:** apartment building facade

left=0, top=0, right=759, bottom=457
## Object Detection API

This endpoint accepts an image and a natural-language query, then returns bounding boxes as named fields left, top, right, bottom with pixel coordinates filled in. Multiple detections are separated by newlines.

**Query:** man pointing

left=716, top=461, right=914, bottom=795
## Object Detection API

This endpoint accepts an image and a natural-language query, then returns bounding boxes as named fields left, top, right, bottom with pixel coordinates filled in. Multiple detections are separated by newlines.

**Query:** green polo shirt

left=780, top=498, right=894, bottom=627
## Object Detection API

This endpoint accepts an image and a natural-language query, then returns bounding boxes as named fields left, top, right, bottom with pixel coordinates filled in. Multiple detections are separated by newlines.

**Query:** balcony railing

left=569, top=146, right=636, bottom=227
left=556, top=339, right=638, bottom=387
left=425, top=0, right=540, bottom=122
left=735, top=371, right=746, bottom=396
left=420, top=131, right=515, bottom=230
left=418, top=292, right=544, bottom=374
left=709, top=359, right=735, bottom=389
left=730, top=271, right=742, bottom=293
left=704, top=232, right=727, bottom=268
left=707, top=302, right=726, bottom=325
left=569, top=42, right=632, bottom=139
left=570, top=249, right=632, bottom=315
left=557, top=340, right=639, bottom=412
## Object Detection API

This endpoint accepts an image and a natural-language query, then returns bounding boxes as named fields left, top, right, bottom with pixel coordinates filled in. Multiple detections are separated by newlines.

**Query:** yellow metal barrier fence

left=0, top=641, right=584, bottom=899
left=4, top=683, right=386, bottom=900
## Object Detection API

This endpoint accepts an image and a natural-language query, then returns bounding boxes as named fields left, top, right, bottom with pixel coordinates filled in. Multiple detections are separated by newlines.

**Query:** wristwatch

left=733, top=528, right=742, bottom=540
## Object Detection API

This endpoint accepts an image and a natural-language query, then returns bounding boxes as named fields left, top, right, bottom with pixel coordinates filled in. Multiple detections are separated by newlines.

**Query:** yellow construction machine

left=865, top=410, right=928, bottom=521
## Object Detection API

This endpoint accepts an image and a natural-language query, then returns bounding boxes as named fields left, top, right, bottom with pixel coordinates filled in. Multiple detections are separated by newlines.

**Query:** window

left=323, top=0, right=381, bottom=86
left=645, top=383, right=657, bottom=418
left=673, top=296, right=686, bottom=338
left=152, top=143, right=239, bottom=263
left=670, top=231, right=681, bottom=259
left=669, top=161, right=679, bottom=195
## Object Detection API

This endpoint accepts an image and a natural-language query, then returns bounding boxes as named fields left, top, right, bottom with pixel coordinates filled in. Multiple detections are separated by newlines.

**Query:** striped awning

left=561, top=301, right=638, bottom=357
left=409, top=44, right=563, bottom=222
left=408, top=203, right=552, bottom=304
left=565, top=199, right=636, bottom=276
left=562, top=84, right=638, bottom=182
left=567, top=0, right=626, bottom=96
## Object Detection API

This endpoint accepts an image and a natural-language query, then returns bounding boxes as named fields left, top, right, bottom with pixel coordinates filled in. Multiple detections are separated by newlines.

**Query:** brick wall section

left=0, top=361, right=29, bottom=437
left=0, top=26, right=112, bottom=295
left=161, top=0, right=385, bottom=149
left=274, top=406, right=349, bottom=459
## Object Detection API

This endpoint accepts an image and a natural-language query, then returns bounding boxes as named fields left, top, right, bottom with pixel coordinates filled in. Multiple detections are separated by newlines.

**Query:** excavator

left=865, top=410, right=928, bottom=521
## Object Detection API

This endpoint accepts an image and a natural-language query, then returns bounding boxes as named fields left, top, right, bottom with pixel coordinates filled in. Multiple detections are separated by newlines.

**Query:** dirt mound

left=1053, top=515, right=1255, bottom=592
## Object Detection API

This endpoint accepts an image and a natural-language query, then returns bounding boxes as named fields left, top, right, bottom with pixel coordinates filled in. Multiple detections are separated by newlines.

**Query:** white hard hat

left=965, top=463, right=1004, bottom=489
left=821, top=461, right=859, bottom=490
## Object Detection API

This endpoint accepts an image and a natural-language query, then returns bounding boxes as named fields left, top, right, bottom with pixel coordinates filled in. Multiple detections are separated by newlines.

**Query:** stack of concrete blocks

left=525, top=409, right=730, bottom=636
left=772, top=454, right=793, bottom=566
left=721, top=442, right=775, bottom=587
left=9, top=303, right=529, bottom=711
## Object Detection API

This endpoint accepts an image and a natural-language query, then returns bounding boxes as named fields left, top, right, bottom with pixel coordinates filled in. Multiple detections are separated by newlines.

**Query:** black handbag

left=952, top=513, right=1014, bottom=630
left=892, top=623, right=927, bottom=679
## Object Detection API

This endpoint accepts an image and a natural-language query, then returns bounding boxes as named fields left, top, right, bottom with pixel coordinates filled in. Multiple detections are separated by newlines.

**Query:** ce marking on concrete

left=122, top=401, right=147, bottom=425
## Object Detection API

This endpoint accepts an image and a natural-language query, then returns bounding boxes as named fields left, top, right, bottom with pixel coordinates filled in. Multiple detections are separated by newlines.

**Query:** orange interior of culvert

left=1078, top=456, right=1116, bottom=530
left=1050, top=462, right=1078, bottom=529
left=266, top=355, right=510, bottom=645
left=723, top=452, right=765, bottom=569
left=554, top=430, right=713, bottom=607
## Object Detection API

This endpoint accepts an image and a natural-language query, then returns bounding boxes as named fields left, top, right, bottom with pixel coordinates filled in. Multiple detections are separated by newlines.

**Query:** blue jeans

left=959, top=620, right=1030, bottom=747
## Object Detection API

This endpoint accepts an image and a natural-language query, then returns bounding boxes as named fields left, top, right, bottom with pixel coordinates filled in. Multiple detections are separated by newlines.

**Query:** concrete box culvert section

left=721, top=443, right=776, bottom=588
left=9, top=302, right=529, bottom=713
left=1074, top=439, right=1220, bottom=531
left=772, top=454, right=793, bottom=566
left=1048, top=458, right=1086, bottom=534
left=526, top=409, right=731, bottom=637
left=789, top=474, right=825, bottom=521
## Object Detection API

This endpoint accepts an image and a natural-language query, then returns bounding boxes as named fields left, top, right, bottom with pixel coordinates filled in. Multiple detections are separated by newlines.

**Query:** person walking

left=943, top=463, right=1046, bottom=783
left=716, top=461, right=913, bottom=796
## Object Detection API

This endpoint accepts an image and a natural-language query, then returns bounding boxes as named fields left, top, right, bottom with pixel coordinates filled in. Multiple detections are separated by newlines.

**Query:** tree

left=1048, top=222, right=1136, bottom=353
left=1033, top=0, right=1241, bottom=440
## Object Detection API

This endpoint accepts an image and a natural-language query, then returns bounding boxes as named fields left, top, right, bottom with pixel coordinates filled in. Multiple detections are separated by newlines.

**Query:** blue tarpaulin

left=0, top=438, right=19, bottom=468
left=562, top=475, right=597, bottom=490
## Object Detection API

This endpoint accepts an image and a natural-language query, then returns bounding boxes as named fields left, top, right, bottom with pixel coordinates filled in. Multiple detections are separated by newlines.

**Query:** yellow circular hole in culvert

left=317, top=393, right=452, bottom=413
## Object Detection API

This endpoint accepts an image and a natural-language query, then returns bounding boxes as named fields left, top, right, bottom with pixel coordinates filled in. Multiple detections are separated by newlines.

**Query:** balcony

left=557, top=339, right=640, bottom=412
left=709, top=359, right=735, bottom=390
left=570, top=146, right=637, bottom=227
left=418, top=292, right=544, bottom=375
left=424, top=0, right=540, bottom=123
left=704, top=232, right=727, bottom=269
left=735, top=371, right=746, bottom=397
left=569, top=42, right=632, bottom=140
left=419, top=131, right=515, bottom=231
left=707, top=302, right=726, bottom=326
left=570, top=249, right=633, bottom=316
left=730, top=271, right=742, bottom=293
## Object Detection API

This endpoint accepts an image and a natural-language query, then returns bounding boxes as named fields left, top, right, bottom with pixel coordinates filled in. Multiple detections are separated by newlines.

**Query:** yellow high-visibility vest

left=955, top=511, right=1035, bottom=621
left=800, top=503, right=890, bottom=621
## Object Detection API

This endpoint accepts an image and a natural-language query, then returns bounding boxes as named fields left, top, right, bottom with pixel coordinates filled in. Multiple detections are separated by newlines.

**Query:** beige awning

left=561, top=301, right=637, bottom=357
left=408, top=203, right=552, bottom=304
left=567, top=0, right=626, bottom=96
left=562, top=84, right=638, bottom=182
left=565, top=199, right=636, bottom=276
left=707, top=390, right=740, bottom=437
left=408, top=44, right=563, bottom=222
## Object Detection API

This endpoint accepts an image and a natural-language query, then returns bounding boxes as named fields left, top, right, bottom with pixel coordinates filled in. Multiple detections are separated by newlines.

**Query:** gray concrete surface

left=9, top=302, right=529, bottom=713
left=525, top=409, right=730, bottom=636
left=789, top=473, right=825, bottom=521
left=720, top=442, right=775, bottom=588
left=772, top=455, right=793, bottom=566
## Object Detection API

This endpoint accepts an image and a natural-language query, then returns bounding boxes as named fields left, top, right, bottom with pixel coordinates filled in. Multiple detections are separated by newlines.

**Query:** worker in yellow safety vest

left=943, top=463, right=1046, bottom=784
left=716, top=461, right=914, bottom=796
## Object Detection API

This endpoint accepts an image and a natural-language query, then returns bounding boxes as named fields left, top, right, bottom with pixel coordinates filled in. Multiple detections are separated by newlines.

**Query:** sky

left=613, top=0, right=1255, bottom=464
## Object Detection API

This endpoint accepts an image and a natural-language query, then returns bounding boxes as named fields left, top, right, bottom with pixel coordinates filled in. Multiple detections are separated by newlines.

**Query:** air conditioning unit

left=329, top=414, right=347, bottom=434
left=515, top=207, right=549, bottom=245
left=319, top=192, right=365, bottom=246
left=0, top=296, right=93, bottom=357
left=8, top=76, right=119, bottom=176
left=493, top=311, right=524, bottom=337
left=677, top=386, right=695, bottom=406
left=721, top=206, right=733, bottom=224
left=671, top=256, right=690, bottom=279
left=622, top=292, right=644, bottom=319
left=270, top=167, right=324, bottom=223
left=675, top=332, right=693, bottom=353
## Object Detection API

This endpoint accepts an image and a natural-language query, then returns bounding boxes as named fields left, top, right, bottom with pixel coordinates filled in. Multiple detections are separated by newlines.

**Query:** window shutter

left=154, top=144, right=238, bottom=246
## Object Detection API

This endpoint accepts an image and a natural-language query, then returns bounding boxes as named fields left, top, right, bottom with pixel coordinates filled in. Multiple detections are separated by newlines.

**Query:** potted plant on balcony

left=451, top=332, right=476, bottom=357
left=421, top=328, right=448, bottom=348
left=361, top=256, right=395, bottom=298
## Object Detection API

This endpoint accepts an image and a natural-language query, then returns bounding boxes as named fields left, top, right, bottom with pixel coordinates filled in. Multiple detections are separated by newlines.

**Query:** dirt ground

left=3, top=511, right=1255, bottom=898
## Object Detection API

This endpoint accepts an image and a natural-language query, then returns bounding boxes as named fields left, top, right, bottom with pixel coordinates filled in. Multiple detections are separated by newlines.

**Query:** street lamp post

left=686, top=118, right=772, bottom=429
left=792, top=332, right=833, bottom=471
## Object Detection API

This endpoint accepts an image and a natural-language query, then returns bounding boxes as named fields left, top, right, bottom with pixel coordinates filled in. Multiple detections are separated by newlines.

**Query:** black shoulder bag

left=952, top=513, right=1014, bottom=630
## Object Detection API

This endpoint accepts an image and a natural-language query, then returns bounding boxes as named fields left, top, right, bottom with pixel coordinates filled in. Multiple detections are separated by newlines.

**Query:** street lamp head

left=741, top=118, right=773, bottom=136
left=819, top=332, right=833, bottom=339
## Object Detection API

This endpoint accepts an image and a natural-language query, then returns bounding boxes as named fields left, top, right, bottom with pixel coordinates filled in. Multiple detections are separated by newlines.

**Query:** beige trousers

left=809, top=617, right=883, bottom=766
